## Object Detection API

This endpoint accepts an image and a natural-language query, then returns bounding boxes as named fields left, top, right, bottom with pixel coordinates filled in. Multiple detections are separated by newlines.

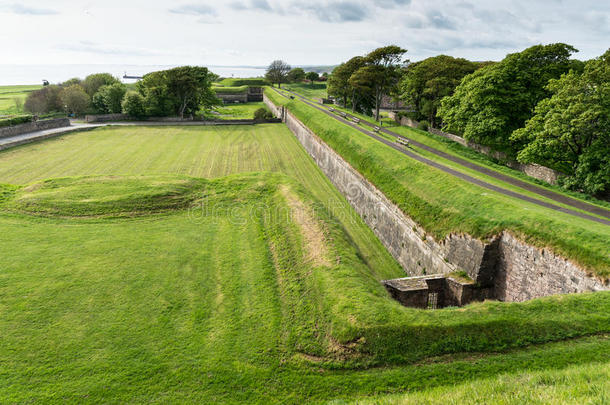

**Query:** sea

left=0, top=64, right=268, bottom=86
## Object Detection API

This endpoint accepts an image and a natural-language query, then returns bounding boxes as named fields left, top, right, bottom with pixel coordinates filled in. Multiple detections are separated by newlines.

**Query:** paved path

left=0, top=120, right=272, bottom=152
left=273, top=87, right=610, bottom=226
left=0, top=123, right=104, bottom=151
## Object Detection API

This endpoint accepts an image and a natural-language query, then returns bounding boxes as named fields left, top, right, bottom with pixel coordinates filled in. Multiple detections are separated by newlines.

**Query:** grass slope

left=265, top=88, right=610, bottom=278
left=0, top=125, right=608, bottom=403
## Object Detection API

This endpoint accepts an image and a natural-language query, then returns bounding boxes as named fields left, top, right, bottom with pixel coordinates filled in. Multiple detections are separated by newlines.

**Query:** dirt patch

left=279, top=185, right=331, bottom=267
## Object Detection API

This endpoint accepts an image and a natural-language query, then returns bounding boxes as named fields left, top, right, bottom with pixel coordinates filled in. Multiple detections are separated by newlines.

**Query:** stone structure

left=383, top=274, right=493, bottom=309
left=387, top=112, right=562, bottom=185
left=264, top=94, right=608, bottom=303
left=0, top=118, right=70, bottom=139
left=215, top=87, right=263, bottom=104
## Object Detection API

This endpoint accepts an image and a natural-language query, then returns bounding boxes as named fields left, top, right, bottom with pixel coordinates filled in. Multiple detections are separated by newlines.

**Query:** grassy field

left=0, top=84, right=41, bottom=116
left=0, top=125, right=609, bottom=403
left=266, top=88, right=610, bottom=278
left=208, top=102, right=267, bottom=120
left=217, top=78, right=268, bottom=87
left=212, top=85, right=250, bottom=94
left=284, top=82, right=328, bottom=99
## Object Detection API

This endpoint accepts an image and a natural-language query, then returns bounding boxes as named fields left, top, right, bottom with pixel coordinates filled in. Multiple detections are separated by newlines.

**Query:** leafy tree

left=138, top=66, right=218, bottom=118
left=83, top=73, right=121, bottom=96
left=253, top=107, right=273, bottom=121
left=91, top=91, right=109, bottom=114
left=24, top=85, right=63, bottom=114
left=121, top=92, right=146, bottom=118
left=287, top=68, right=306, bottom=83
left=92, top=83, right=127, bottom=114
left=438, top=43, right=580, bottom=152
left=361, top=45, right=407, bottom=121
left=60, top=85, right=90, bottom=115
left=328, top=56, right=365, bottom=108
left=62, top=78, right=82, bottom=87
left=265, top=60, right=291, bottom=88
left=348, top=66, right=377, bottom=114
left=305, top=71, right=319, bottom=86
left=511, top=50, right=610, bottom=196
left=399, top=55, right=479, bottom=127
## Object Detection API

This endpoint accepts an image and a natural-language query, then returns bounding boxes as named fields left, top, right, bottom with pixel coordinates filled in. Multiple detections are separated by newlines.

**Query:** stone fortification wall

left=266, top=94, right=607, bottom=301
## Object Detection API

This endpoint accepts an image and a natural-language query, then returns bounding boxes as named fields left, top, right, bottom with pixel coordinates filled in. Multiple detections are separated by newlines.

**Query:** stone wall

left=266, top=94, right=607, bottom=301
left=387, top=112, right=562, bottom=185
left=494, top=233, right=606, bottom=302
left=0, top=118, right=70, bottom=139
left=85, top=114, right=128, bottom=123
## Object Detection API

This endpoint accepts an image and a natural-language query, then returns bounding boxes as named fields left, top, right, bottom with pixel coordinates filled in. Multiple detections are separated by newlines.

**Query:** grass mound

left=6, top=175, right=207, bottom=217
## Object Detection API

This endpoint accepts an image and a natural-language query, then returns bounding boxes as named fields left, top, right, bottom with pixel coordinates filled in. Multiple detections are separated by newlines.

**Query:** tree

left=305, top=71, right=319, bottom=86
left=511, top=50, right=610, bottom=196
left=138, top=66, right=218, bottom=118
left=399, top=55, right=479, bottom=127
left=83, top=73, right=121, bottom=96
left=438, top=43, right=580, bottom=152
left=62, top=78, right=83, bottom=87
left=328, top=56, right=365, bottom=108
left=24, top=85, right=63, bottom=114
left=362, top=45, right=407, bottom=121
left=122, top=92, right=146, bottom=118
left=265, top=60, right=291, bottom=88
left=253, top=107, right=273, bottom=121
left=60, top=85, right=90, bottom=115
left=92, top=83, right=127, bottom=114
left=287, top=68, right=306, bottom=83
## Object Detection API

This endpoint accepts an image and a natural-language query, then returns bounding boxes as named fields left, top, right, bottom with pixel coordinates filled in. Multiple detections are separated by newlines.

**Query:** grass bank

left=265, top=88, right=610, bottom=278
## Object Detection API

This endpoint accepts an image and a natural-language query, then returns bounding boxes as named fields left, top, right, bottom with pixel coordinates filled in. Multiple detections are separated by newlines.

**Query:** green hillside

left=0, top=125, right=608, bottom=403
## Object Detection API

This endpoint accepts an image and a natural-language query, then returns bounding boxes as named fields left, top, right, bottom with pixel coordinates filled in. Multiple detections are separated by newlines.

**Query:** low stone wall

left=266, top=94, right=607, bottom=301
left=0, top=118, right=70, bottom=139
left=85, top=114, right=128, bottom=123
left=387, top=112, right=562, bottom=185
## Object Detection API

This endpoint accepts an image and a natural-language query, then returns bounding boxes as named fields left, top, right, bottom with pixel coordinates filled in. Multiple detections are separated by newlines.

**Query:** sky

left=1, top=0, right=609, bottom=67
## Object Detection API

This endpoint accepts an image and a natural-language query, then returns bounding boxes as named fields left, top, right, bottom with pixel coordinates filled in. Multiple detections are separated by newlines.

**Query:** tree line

left=24, top=66, right=220, bottom=119
left=325, top=44, right=609, bottom=197
left=265, top=61, right=327, bottom=89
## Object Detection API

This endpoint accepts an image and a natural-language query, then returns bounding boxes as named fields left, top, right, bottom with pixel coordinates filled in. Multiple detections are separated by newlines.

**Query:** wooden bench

left=328, top=107, right=335, bottom=112
left=339, top=112, right=347, bottom=118
left=352, top=117, right=361, bottom=124
left=372, top=126, right=380, bottom=133
left=396, top=136, right=410, bottom=148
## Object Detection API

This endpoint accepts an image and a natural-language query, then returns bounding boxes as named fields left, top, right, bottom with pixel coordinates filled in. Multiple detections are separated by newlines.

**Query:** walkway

left=272, top=87, right=610, bottom=226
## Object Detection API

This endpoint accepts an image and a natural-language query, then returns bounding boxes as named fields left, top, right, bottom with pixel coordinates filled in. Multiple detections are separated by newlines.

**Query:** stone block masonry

left=265, top=94, right=607, bottom=302
left=0, top=118, right=70, bottom=139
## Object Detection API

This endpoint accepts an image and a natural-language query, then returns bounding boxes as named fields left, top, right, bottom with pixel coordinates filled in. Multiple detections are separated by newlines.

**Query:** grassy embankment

left=294, top=89, right=610, bottom=211
left=284, top=82, right=328, bottom=99
left=0, top=125, right=608, bottom=403
left=0, top=84, right=41, bottom=116
left=265, top=88, right=610, bottom=278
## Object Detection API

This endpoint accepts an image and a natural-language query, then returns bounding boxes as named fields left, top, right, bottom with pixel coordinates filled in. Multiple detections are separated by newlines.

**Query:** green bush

left=121, top=92, right=146, bottom=118
left=418, top=120, right=429, bottom=131
left=0, top=115, right=33, bottom=128
left=253, top=107, right=273, bottom=121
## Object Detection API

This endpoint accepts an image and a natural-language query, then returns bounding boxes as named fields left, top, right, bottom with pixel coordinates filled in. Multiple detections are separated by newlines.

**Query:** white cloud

left=0, top=0, right=608, bottom=66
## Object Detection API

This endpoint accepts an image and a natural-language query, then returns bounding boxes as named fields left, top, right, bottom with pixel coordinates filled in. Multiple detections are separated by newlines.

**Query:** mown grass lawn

left=0, top=84, right=41, bottom=115
left=209, top=102, right=267, bottom=120
left=284, top=82, right=328, bottom=99
left=0, top=124, right=608, bottom=403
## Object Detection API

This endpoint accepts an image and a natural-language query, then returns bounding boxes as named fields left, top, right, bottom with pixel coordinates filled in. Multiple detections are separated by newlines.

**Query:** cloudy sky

left=1, top=0, right=609, bottom=66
